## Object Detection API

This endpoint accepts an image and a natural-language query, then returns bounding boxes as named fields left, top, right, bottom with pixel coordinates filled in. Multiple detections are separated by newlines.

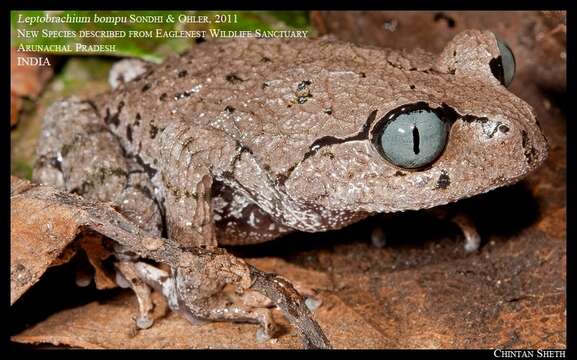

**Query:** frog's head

left=284, top=30, right=548, bottom=215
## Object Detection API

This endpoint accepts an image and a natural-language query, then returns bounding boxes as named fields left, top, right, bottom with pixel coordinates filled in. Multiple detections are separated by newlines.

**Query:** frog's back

left=97, top=37, right=434, bottom=175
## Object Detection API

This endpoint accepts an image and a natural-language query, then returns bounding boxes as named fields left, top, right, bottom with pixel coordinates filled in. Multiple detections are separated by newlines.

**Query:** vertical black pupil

left=412, top=126, right=420, bottom=154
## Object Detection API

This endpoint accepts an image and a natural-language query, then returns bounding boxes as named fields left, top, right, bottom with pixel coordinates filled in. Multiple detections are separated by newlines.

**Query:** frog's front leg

left=155, top=122, right=333, bottom=343
left=151, top=123, right=283, bottom=338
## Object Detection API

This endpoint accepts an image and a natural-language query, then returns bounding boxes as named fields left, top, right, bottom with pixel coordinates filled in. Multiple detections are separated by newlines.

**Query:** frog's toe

left=115, top=270, right=131, bottom=288
left=136, top=314, right=154, bottom=330
left=305, top=296, right=322, bottom=312
left=74, top=259, right=94, bottom=287
left=115, top=261, right=156, bottom=331
left=253, top=308, right=278, bottom=341
left=255, top=327, right=272, bottom=343
left=452, top=213, right=482, bottom=253
left=290, top=280, right=322, bottom=311
left=430, top=208, right=482, bottom=253
left=464, top=232, right=482, bottom=253
left=371, top=225, right=387, bottom=248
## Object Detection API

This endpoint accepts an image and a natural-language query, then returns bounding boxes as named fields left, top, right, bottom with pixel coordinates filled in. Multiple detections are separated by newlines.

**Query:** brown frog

left=33, top=30, right=547, bottom=348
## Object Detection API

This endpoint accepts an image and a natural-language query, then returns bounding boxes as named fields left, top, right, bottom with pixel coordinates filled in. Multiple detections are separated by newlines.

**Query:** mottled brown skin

left=33, top=30, right=547, bottom=346
left=97, top=30, right=545, bottom=246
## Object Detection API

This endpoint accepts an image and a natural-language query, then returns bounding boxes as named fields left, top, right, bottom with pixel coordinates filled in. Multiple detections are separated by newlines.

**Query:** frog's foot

left=245, top=274, right=322, bottom=312
left=133, top=261, right=179, bottom=311
left=108, top=58, right=151, bottom=89
left=134, top=260, right=276, bottom=339
left=135, top=251, right=330, bottom=348
left=133, top=259, right=278, bottom=341
left=190, top=292, right=279, bottom=342
left=451, top=213, right=481, bottom=253
left=114, top=261, right=155, bottom=329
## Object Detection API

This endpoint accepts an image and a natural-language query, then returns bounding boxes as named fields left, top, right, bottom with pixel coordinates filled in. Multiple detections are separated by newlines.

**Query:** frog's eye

left=371, top=103, right=451, bottom=169
left=490, top=38, right=516, bottom=87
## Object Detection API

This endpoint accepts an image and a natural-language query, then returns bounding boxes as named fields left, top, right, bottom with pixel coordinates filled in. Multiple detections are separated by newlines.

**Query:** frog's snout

left=518, top=119, right=549, bottom=173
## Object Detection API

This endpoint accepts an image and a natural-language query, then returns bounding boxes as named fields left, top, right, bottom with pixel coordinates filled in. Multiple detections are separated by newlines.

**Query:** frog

left=32, top=30, right=548, bottom=348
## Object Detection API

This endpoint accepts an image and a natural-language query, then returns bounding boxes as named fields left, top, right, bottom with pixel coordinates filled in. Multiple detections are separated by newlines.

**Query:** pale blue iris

left=496, top=38, right=516, bottom=87
left=380, top=110, right=448, bottom=169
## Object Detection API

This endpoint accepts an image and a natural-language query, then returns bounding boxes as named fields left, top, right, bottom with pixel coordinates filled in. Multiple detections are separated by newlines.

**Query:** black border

left=4, top=2, right=573, bottom=358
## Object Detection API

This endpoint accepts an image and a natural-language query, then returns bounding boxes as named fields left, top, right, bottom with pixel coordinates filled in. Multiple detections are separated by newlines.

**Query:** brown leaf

left=10, top=49, right=54, bottom=127
left=12, top=271, right=385, bottom=349
left=314, top=228, right=566, bottom=348
left=78, top=234, right=117, bottom=289
left=10, top=175, right=157, bottom=304
left=10, top=175, right=169, bottom=307
left=11, top=176, right=81, bottom=304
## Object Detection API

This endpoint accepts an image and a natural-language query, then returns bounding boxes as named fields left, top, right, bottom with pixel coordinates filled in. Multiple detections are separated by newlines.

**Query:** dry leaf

left=10, top=49, right=54, bottom=127
left=12, top=270, right=384, bottom=349
left=78, top=234, right=117, bottom=289
left=314, top=228, right=566, bottom=348
left=11, top=176, right=82, bottom=304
